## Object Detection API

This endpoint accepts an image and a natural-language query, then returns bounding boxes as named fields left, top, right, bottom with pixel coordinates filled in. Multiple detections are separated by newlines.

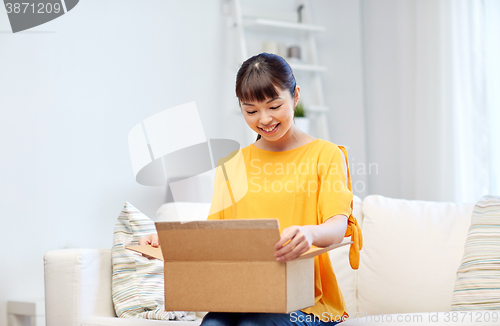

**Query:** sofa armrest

left=44, top=249, right=116, bottom=326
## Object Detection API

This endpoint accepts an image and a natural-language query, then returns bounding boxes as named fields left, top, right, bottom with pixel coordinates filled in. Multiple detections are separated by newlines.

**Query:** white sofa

left=44, top=195, right=500, bottom=326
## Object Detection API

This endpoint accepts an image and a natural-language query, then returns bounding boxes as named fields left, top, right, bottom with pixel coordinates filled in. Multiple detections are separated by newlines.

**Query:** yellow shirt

left=207, top=138, right=362, bottom=322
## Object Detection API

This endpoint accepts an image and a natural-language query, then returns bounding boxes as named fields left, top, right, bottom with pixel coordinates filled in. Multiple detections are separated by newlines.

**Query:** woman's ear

left=294, top=85, right=301, bottom=106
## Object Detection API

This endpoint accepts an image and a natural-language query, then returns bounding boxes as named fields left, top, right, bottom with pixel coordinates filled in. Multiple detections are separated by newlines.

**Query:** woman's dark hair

left=235, top=53, right=297, bottom=141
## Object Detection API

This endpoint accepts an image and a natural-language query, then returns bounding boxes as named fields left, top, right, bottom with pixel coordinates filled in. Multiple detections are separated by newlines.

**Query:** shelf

left=243, top=18, right=325, bottom=32
left=289, top=63, right=327, bottom=72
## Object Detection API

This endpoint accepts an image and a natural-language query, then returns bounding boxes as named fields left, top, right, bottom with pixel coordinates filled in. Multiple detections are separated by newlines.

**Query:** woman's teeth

left=262, top=124, right=278, bottom=132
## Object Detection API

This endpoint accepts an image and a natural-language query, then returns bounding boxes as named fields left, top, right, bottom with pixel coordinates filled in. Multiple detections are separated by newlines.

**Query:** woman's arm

left=308, top=214, right=348, bottom=247
left=274, top=214, right=348, bottom=262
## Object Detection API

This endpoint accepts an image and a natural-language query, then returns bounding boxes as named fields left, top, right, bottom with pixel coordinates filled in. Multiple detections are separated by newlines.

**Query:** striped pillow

left=112, top=201, right=195, bottom=320
left=452, top=195, right=500, bottom=310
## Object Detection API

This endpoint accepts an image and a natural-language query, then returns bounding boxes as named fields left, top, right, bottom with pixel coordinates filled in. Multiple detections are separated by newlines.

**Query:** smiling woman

left=199, top=53, right=363, bottom=326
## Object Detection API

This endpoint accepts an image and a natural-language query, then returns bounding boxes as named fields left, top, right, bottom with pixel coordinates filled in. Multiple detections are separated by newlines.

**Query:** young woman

left=141, top=53, right=362, bottom=326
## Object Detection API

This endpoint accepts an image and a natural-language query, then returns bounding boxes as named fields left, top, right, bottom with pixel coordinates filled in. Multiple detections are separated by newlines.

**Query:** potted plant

left=294, top=101, right=309, bottom=133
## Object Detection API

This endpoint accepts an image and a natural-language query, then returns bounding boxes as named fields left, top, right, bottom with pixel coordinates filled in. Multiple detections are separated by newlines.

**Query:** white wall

left=361, top=0, right=405, bottom=199
left=313, top=0, right=368, bottom=198
left=360, top=0, right=488, bottom=203
left=0, top=0, right=366, bottom=324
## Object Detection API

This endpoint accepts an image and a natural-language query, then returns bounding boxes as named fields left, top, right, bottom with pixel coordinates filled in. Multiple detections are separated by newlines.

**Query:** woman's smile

left=259, top=123, right=280, bottom=134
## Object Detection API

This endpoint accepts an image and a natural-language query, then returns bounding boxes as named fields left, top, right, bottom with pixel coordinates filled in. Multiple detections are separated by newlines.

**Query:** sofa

left=44, top=195, right=500, bottom=326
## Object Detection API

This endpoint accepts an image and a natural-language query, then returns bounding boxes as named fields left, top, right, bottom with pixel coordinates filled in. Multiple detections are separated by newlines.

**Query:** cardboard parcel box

left=127, top=219, right=351, bottom=313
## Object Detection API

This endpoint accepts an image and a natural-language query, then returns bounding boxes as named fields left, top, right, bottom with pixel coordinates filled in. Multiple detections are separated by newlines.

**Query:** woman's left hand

left=274, top=225, right=314, bottom=262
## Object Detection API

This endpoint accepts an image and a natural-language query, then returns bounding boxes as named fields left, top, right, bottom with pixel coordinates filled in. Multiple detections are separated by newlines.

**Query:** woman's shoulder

left=311, top=138, right=343, bottom=152
left=309, top=140, right=349, bottom=165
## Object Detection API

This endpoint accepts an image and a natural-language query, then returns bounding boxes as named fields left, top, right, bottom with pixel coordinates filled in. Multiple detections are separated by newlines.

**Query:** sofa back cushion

left=357, top=195, right=474, bottom=314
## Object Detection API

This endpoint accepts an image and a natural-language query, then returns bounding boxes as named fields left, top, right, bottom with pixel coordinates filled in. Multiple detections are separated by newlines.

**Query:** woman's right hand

left=138, top=233, right=159, bottom=260
left=138, top=233, right=159, bottom=247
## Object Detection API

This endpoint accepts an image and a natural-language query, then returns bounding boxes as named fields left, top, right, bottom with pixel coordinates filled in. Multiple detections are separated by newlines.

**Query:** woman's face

left=240, top=86, right=299, bottom=142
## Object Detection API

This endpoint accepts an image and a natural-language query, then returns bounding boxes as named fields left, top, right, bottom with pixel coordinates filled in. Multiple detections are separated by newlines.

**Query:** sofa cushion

left=357, top=195, right=474, bottom=314
left=111, top=202, right=194, bottom=320
left=452, top=195, right=500, bottom=310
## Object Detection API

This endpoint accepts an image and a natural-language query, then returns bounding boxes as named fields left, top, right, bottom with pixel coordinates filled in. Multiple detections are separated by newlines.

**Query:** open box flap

left=156, top=219, right=281, bottom=262
left=126, top=245, right=164, bottom=261
left=126, top=240, right=353, bottom=262
left=294, top=241, right=352, bottom=260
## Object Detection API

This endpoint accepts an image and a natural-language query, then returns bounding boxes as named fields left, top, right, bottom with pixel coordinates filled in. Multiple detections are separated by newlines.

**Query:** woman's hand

left=274, top=225, right=314, bottom=262
left=138, top=233, right=159, bottom=260
left=139, top=233, right=159, bottom=246
left=274, top=216, right=347, bottom=262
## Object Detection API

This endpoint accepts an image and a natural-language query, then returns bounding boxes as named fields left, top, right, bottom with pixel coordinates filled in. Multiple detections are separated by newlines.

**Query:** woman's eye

left=247, top=111, right=256, bottom=114
left=270, top=105, right=282, bottom=110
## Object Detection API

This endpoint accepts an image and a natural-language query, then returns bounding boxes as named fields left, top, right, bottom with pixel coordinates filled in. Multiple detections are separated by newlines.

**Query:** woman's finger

left=275, top=231, right=306, bottom=258
left=138, top=234, right=159, bottom=247
left=276, top=241, right=309, bottom=262
left=275, top=227, right=298, bottom=250
left=150, top=234, right=159, bottom=247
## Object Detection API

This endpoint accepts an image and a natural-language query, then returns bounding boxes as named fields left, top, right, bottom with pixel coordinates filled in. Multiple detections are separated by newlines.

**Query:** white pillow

left=111, top=201, right=195, bottom=320
left=357, top=195, right=474, bottom=314
left=452, top=195, right=500, bottom=310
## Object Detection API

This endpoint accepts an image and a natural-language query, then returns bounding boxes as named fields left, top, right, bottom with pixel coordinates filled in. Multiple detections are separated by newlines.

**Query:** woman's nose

left=259, top=113, right=273, bottom=125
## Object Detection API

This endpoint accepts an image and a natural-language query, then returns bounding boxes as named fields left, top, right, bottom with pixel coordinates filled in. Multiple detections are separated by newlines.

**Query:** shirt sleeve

left=327, top=144, right=363, bottom=270
left=317, top=145, right=353, bottom=224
